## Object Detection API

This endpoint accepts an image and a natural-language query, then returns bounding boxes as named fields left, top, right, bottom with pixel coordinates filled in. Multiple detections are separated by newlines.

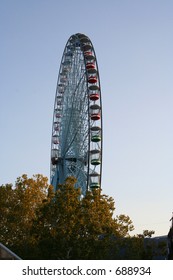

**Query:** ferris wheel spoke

left=62, top=89, right=88, bottom=156
left=61, top=75, right=86, bottom=149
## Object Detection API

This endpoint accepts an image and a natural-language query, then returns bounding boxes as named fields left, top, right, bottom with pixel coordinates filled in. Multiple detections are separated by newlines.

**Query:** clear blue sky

left=1, top=0, right=173, bottom=236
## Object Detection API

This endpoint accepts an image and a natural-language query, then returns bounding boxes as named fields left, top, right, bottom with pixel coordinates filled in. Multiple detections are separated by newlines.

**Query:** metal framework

left=50, top=33, right=103, bottom=196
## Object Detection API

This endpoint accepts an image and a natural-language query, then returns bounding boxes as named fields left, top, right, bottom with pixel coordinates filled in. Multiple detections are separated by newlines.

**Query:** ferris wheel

left=50, top=33, right=103, bottom=196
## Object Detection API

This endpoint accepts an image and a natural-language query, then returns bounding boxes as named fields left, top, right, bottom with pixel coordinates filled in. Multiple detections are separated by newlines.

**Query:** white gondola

left=90, top=149, right=101, bottom=165
left=89, top=172, right=100, bottom=188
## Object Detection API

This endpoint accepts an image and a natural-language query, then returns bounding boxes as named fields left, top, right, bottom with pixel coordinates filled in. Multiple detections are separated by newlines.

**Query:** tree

left=0, top=174, right=50, bottom=256
left=29, top=177, right=135, bottom=259
left=1, top=174, right=159, bottom=260
left=137, top=230, right=155, bottom=238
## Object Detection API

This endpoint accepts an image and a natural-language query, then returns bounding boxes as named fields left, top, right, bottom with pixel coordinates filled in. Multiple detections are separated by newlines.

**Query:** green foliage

left=0, top=174, right=162, bottom=259
left=137, top=229, right=155, bottom=238
left=0, top=174, right=50, bottom=256
left=30, top=177, right=124, bottom=259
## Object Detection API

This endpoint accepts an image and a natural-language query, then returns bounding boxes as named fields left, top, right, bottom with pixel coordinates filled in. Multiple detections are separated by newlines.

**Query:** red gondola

left=86, top=62, right=95, bottom=69
left=91, top=113, right=100, bottom=121
left=88, top=76, right=97, bottom=84
left=89, top=93, right=100, bottom=101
